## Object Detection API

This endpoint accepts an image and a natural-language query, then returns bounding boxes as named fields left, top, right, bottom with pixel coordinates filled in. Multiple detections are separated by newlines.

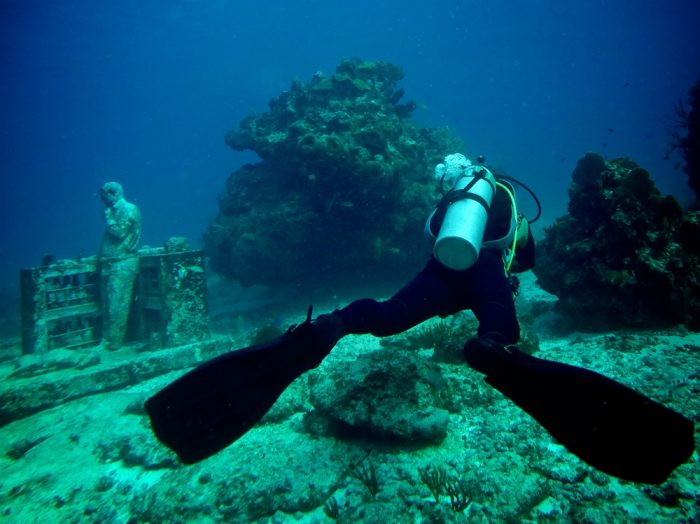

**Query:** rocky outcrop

left=205, top=58, right=463, bottom=294
left=534, top=153, right=700, bottom=330
left=679, top=79, right=700, bottom=202
left=306, top=348, right=451, bottom=445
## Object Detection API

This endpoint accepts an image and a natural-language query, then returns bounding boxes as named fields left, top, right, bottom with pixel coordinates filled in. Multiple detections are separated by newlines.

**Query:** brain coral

left=534, top=152, right=700, bottom=330
left=204, top=58, right=463, bottom=295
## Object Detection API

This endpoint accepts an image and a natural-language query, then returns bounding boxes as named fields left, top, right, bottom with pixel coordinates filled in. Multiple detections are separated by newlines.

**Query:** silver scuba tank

left=432, top=166, right=497, bottom=270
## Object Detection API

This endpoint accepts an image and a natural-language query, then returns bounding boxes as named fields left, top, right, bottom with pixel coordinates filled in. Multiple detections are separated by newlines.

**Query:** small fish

left=608, top=128, right=614, bottom=133
left=667, top=371, right=699, bottom=390
left=623, top=82, right=629, bottom=87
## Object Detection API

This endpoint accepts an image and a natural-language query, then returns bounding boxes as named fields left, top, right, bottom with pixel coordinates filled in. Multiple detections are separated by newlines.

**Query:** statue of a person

left=98, top=182, right=142, bottom=349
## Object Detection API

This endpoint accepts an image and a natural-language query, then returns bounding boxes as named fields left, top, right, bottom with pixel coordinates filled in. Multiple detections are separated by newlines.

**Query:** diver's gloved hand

left=463, top=334, right=521, bottom=375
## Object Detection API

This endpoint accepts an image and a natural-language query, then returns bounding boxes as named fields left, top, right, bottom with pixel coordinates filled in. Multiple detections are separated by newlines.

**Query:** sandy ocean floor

left=0, top=274, right=698, bottom=523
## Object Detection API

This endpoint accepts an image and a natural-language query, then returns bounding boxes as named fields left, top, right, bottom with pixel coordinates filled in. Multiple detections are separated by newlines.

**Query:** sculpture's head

left=100, top=181, right=124, bottom=207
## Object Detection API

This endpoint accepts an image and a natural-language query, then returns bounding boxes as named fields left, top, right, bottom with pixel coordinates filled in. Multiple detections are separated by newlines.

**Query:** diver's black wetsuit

left=333, top=176, right=537, bottom=346
left=336, top=248, right=522, bottom=344
left=322, top=169, right=537, bottom=351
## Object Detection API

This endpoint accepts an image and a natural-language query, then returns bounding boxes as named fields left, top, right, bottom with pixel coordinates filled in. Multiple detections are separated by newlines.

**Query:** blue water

left=2, top=0, right=699, bottom=291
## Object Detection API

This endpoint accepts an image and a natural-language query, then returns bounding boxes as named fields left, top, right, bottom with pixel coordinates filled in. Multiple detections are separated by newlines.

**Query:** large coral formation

left=205, top=58, right=463, bottom=293
left=534, top=153, right=700, bottom=330
left=679, top=79, right=700, bottom=202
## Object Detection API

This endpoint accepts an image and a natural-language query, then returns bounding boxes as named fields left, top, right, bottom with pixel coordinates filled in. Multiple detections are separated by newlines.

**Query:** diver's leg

left=463, top=250, right=520, bottom=344
left=335, top=258, right=460, bottom=337
left=460, top=250, right=520, bottom=373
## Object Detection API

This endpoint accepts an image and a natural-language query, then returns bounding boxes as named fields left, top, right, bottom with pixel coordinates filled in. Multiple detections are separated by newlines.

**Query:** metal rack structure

left=21, top=248, right=209, bottom=354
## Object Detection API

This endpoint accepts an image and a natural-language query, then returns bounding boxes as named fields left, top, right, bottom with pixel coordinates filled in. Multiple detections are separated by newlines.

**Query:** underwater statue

left=98, top=181, right=141, bottom=350
left=99, top=181, right=141, bottom=257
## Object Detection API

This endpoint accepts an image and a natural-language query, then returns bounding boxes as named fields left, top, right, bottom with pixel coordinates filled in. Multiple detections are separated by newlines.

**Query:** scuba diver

left=145, top=154, right=695, bottom=485
left=316, top=153, right=535, bottom=362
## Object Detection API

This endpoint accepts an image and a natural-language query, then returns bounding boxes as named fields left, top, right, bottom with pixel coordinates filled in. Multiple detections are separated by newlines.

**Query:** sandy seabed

left=1, top=274, right=698, bottom=524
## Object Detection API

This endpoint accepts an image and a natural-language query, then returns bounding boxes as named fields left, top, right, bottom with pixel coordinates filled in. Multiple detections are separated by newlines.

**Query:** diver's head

left=434, top=153, right=472, bottom=189
left=100, top=181, right=124, bottom=207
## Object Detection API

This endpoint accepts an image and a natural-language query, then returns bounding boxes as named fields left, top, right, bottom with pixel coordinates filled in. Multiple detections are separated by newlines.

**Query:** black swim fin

left=144, top=309, right=341, bottom=464
left=477, top=345, right=695, bottom=484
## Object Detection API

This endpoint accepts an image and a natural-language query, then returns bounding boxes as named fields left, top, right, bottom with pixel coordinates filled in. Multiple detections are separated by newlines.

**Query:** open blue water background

left=2, top=0, right=699, bottom=293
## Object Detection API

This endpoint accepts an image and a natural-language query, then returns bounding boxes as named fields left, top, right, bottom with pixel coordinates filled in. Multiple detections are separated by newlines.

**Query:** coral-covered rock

left=205, top=58, right=463, bottom=294
left=307, top=348, right=450, bottom=445
left=534, top=153, right=700, bottom=330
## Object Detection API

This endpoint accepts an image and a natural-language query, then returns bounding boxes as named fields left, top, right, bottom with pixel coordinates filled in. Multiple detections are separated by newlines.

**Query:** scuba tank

left=430, top=164, right=497, bottom=271
left=426, top=154, right=541, bottom=272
